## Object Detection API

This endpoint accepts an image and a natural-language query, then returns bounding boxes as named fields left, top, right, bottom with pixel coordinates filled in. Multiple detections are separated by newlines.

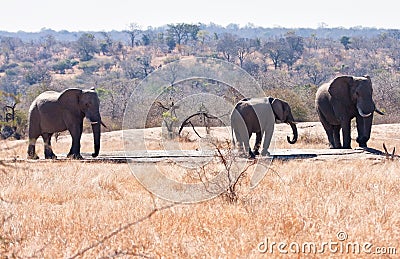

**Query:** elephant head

left=328, top=75, right=377, bottom=118
left=270, top=97, right=298, bottom=144
left=326, top=75, right=384, bottom=147
left=58, top=88, right=104, bottom=157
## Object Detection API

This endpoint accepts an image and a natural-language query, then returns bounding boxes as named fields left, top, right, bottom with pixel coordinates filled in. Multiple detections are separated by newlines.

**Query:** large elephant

left=27, top=88, right=105, bottom=159
left=231, top=97, right=298, bottom=158
left=315, top=75, right=384, bottom=149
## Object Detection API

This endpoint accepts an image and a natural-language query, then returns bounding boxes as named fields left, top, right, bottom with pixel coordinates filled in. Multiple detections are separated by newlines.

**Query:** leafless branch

left=196, top=139, right=258, bottom=203
left=178, top=112, right=220, bottom=137
left=99, top=250, right=151, bottom=259
left=155, top=101, right=170, bottom=111
left=68, top=203, right=176, bottom=259
left=184, top=120, right=202, bottom=138
left=383, top=143, right=396, bottom=159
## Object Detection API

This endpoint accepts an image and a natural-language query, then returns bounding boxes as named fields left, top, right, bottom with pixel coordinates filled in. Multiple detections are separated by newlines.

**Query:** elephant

left=27, top=88, right=105, bottom=159
left=231, top=97, right=298, bottom=158
left=315, top=75, right=384, bottom=149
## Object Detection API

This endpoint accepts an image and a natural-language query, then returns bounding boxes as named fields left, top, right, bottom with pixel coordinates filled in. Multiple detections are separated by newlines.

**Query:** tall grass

left=1, top=159, right=399, bottom=257
left=1, top=123, right=399, bottom=257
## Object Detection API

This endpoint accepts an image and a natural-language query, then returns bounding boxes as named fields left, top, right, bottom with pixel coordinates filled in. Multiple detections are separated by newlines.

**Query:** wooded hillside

left=1, top=23, right=399, bottom=137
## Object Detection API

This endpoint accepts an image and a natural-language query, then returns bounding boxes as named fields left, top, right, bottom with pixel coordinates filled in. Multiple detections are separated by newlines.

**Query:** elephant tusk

left=375, top=108, right=385, bottom=115
left=90, top=121, right=108, bottom=128
left=360, top=112, right=372, bottom=118
left=357, top=107, right=372, bottom=118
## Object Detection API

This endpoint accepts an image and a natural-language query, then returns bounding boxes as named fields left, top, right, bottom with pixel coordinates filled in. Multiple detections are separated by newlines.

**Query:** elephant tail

left=231, top=125, right=236, bottom=147
left=28, top=104, right=41, bottom=140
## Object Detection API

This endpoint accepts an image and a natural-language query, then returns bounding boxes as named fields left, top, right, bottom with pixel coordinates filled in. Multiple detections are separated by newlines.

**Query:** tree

left=296, top=56, right=333, bottom=85
left=216, top=33, right=238, bottom=63
left=281, top=32, right=304, bottom=70
left=96, top=77, right=138, bottom=123
left=124, top=22, right=142, bottom=47
left=235, top=37, right=258, bottom=68
left=0, top=36, right=22, bottom=52
left=121, top=53, right=154, bottom=79
left=0, top=90, right=25, bottom=138
left=304, top=33, right=319, bottom=50
left=348, top=36, right=366, bottom=50
left=197, top=30, right=210, bottom=45
left=262, top=38, right=287, bottom=70
left=167, top=23, right=200, bottom=45
left=52, top=59, right=78, bottom=74
left=74, top=33, right=98, bottom=61
left=23, top=64, right=52, bottom=85
left=166, top=36, right=176, bottom=51
left=340, top=36, right=351, bottom=50
left=99, top=31, right=113, bottom=55
left=197, top=30, right=212, bottom=52
left=142, top=34, right=151, bottom=46
left=134, top=55, right=154, bottom=78
left=0, top=37, right=23, bottom=65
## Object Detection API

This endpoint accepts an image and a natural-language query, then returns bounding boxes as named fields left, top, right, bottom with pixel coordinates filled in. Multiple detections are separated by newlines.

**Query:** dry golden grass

left=1, top=122, right=399, bottom=258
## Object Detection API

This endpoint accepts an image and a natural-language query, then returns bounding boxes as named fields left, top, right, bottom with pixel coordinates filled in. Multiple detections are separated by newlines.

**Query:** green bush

left=52, top=59, right=78, bottom=74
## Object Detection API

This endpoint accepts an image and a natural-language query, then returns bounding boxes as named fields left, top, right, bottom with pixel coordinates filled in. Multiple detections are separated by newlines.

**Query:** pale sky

left=1, top=0, right=399, bottom=32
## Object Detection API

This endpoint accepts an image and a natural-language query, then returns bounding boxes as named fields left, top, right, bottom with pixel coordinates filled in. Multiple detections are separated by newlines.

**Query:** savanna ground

left=1, top=122, right=399, bottom=258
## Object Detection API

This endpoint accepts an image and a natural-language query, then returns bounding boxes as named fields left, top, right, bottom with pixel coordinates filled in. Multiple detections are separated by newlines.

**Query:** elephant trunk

left=356, top=114, right=373, bottom=148
left=91, top=122, right=101, bottom=157
left=287, top=121, right=298, bottom=144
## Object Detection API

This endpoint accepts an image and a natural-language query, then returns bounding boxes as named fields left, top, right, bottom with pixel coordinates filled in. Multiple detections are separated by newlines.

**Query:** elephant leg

left=317, top=109, right=339, bottom=149
left=233, top=127, right=247, bottom=157
left=253, top=132, right=262, bottom=155
left=341, top=120, right=352, bottom=149
left=320, top=123, right=341, bottom=149
left=245, top=132, right=255, bottom=159
left=261, top=123, right=274, bottom=156
left=42, top=133, right=57, bottom=159
left=27, top=137, right=39, bottom=159
left=356, top=116, right=372, bottom=148
left=321, top=126, right=335, bottom=149
left=67, top=125, right=83, bottom=159
left=332, top=125, right=342, bottom=149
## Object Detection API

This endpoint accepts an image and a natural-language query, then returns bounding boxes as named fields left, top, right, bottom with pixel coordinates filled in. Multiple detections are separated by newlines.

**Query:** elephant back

left=34, top=91, right=62, bottom=108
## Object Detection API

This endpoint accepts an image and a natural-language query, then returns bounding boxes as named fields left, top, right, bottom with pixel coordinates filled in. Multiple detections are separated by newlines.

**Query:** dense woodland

left=1, top=23, right=400, bottom=138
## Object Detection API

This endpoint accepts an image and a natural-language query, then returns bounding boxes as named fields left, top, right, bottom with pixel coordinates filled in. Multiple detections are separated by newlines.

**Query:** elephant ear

left=58, top=88, right=83, bottom=114
left=271, top=98, right=284, bottom=122
left=328, top=75, right=354, bottom=103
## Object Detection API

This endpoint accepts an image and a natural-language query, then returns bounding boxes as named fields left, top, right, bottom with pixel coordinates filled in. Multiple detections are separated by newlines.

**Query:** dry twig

left=68, top=203, right=176, bottom=259
left=383, top=143, right=396, bottom=160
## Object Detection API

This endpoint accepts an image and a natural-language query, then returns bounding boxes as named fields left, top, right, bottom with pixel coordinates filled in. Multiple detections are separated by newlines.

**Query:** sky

left=1, top=0, right=399, bottom=32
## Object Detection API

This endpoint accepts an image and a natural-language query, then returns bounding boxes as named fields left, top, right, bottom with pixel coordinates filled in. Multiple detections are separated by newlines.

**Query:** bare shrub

left=197, top=139, right=257, bottom=203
